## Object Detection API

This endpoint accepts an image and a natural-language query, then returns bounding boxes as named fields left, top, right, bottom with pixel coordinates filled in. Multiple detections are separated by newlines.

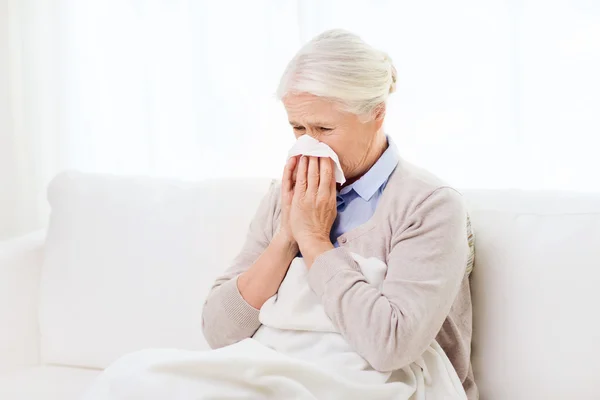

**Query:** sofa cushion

left=464, top=190, right=600, bottom=400
left=39, top=172, right=272, bottom=369
left=0, top=366, right=100, bottom=400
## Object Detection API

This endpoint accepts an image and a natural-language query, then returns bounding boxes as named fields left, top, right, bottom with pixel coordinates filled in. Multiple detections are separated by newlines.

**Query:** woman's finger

left=295, top=156, right=308, bottom=196
left=318, top=157, right=334, bottom=195
left=291, top=156, right=298, bottom=186
left=307, top=156, right=320, bottom=194
left=329, top=158, right=336, bottom=192
left=282, top=156, right=297, bottom=195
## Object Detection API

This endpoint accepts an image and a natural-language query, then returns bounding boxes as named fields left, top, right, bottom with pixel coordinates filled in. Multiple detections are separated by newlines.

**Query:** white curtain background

left=1, top=0, right=599, bottom=240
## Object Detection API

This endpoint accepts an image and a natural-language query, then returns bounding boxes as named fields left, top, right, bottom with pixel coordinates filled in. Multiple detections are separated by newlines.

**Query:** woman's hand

left=276, top=156, right=299, bottom=249
left=290, top=156, right=337, bottom=267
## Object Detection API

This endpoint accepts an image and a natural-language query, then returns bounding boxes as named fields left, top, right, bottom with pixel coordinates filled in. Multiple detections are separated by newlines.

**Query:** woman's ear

left=373, top=103, right=386, bottom=130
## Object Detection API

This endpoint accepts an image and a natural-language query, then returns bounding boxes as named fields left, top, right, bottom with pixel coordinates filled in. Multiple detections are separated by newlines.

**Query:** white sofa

left=1, top=171, right=599, bottom=400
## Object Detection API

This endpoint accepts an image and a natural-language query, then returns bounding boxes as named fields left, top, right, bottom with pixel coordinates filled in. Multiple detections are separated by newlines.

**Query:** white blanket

left=82, top=255, right=467, bottom=400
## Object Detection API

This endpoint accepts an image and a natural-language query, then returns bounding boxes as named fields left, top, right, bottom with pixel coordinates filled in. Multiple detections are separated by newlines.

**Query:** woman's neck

left=341, top=132, right=388, bottom=188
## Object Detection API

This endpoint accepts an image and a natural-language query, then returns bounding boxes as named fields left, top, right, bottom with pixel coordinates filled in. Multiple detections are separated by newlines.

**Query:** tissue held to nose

left=287, top=135, right=346, bottom=184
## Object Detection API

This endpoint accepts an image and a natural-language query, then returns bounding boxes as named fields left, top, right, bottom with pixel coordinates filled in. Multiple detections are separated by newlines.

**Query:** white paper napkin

left=287, top=135, right=346, bottom=184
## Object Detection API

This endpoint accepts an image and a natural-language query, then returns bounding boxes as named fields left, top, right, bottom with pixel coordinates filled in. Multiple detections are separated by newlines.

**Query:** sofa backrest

left=464, top=189, right=600, bottom=399
left=40, top=172, right=272, bottom=368
left=40, top=172, right=600, bottom=399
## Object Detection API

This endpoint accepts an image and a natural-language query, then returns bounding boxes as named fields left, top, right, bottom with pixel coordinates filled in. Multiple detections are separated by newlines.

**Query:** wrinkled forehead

left=283, top=93, right=345, bottom=124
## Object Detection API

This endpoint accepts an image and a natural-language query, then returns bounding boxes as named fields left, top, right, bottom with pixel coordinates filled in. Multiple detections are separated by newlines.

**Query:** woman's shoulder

left=258, top=179, right=281, bottom=214
left=385, top=158, right=466, bottom=213
left=392, top=158, right=452, bottom=191
left=267, top=179, right=282, bottom=207
left=266, top=177, right=282, bottom=218
left=245, top=179, right=282, bottom=243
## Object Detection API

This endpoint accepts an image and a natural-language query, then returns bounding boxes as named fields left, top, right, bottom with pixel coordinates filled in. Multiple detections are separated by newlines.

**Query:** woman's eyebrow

left=289, top=120, right=333, bottom=127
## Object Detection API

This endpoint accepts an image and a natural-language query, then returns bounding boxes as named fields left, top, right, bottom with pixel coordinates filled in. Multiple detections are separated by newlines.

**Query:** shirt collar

left=340, top=136, right=399, bottom=201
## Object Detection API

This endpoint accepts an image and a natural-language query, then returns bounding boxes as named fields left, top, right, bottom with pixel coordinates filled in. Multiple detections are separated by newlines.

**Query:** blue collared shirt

left=330, top=137, right=400, bottom=246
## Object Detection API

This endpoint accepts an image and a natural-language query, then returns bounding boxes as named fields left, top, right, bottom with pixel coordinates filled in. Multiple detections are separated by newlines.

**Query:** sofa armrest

left=0, top=230, right=45, bottom=373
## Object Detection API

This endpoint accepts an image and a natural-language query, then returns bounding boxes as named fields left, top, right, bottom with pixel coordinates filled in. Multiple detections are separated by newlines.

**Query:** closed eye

left=291, top=125, right=332, bottom=132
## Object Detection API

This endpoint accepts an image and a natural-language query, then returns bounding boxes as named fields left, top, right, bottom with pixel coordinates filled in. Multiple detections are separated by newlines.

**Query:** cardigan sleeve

left=306, top=187, right=469, bottom=371
left=201, top=180, right=279, bottom=348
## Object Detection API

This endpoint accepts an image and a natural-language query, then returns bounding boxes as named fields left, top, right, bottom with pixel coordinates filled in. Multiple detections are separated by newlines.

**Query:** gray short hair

left=277, top=29, right=397, bottom=118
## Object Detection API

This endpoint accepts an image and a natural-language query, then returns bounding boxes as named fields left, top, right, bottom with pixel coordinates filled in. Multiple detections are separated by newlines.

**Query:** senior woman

left=202, top=30, right=477, bottom=398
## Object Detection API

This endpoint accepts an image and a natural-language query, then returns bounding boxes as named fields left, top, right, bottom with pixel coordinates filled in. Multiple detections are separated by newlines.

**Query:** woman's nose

left=305, top=131, right=320, bottom=139
left=297, top=132, right=317, bottom=141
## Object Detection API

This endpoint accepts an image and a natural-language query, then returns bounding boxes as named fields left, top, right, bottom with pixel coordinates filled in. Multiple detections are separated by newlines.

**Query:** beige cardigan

left=202, top=158, right=478, bottom=399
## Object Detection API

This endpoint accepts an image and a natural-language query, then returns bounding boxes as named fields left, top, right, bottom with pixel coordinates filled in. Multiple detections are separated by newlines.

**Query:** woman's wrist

left=272, top=231, right=299, bottom=258
left=298, top=236, right=334, bottom=268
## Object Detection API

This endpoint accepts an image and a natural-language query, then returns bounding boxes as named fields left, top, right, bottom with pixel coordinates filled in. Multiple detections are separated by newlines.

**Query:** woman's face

left=283, top=93, right=384, bottom=180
